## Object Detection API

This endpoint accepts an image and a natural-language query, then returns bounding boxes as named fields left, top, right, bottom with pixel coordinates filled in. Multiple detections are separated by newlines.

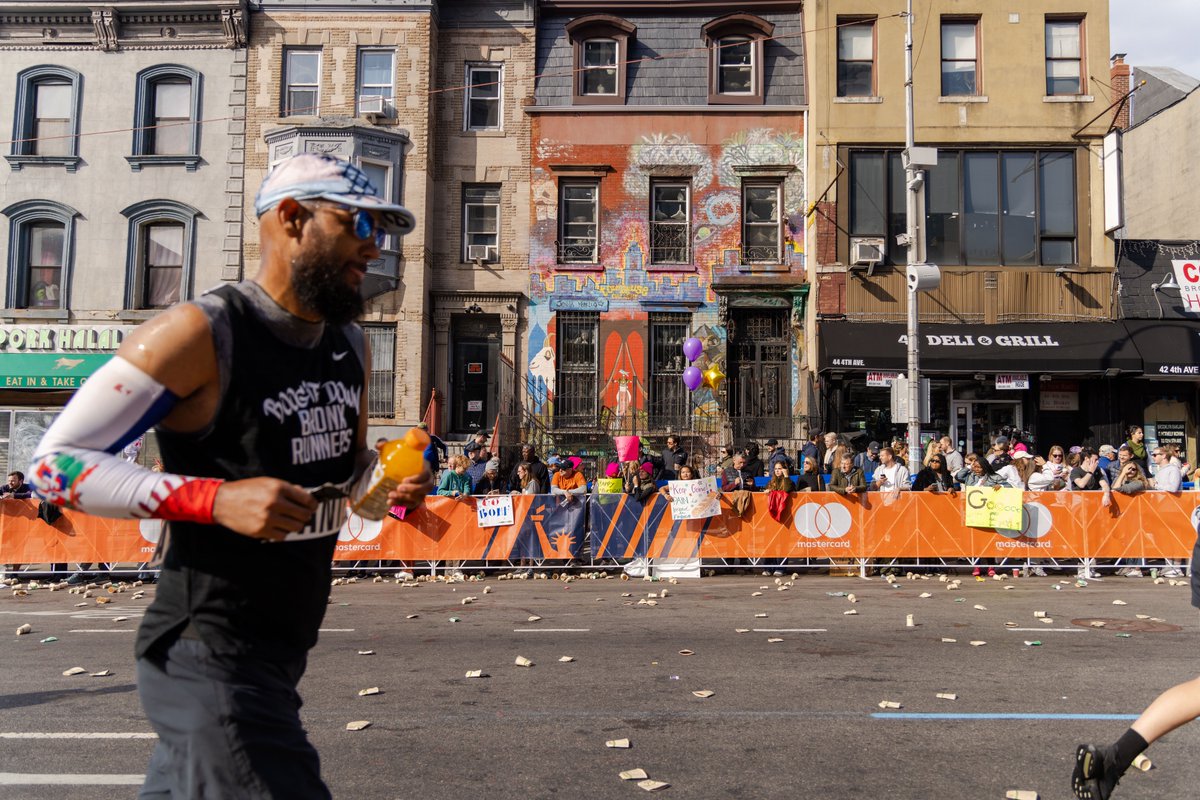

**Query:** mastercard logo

left=996, top=501, right=1053, bottom=540
left=793, top=502, right=853, bottom=539
left=338, top=511, right=383, bottom=543
left=139, top=518, right=163, bottom=545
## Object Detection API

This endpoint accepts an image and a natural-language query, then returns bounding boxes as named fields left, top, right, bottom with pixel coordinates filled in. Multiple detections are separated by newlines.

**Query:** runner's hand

left=212, top=478, right=317, bottom=541
left=388, top=464, right=435, bottom=510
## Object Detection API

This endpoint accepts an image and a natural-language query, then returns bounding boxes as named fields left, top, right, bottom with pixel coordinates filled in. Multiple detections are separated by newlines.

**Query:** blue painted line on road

left=872, top=713, right=1139, bottom=721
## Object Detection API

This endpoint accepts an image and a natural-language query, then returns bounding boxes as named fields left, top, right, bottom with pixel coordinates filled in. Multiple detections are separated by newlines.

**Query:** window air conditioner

left=467, top=244, right=495, bottom=263
left=359, top=95, right=385, bottom=117
left=850, top=236, right=885, bottom=267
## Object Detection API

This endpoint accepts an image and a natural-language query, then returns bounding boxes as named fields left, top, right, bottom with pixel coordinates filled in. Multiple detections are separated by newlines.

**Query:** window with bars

left=742, top=182, right=782, bottom=264
left=559, top=182, right=599, bottom=264
left=650, top=182, right=689, bottom=265
left=364, top=325, right=396, bottom=417
left=649, top=314, right=690, bottom=428
left=555, top=312, right=598, bottom=427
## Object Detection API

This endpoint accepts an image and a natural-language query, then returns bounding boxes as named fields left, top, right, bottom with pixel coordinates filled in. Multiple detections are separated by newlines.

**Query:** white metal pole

left=904, top=0, right=921, bottom=475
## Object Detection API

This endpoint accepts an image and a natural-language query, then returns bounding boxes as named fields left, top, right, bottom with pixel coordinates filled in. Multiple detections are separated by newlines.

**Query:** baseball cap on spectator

left=1099, top=444, right=1116, bottom=456
left=867, top=441, right=881, bottom=453
left=1069, top=445, right=1083, bottom=454
left=1011, top=451, right=1032, bottom=460
left=254, top=153, right=416, bottom=234
left=485, top=458, right=500, bottom=472
left=465, top=440, right=482, bottom=454
left=565, top=456, right=582, bottom=471
left=1012, top=442, right=1028, bottom=453
left=546, top=455, right=563, bottom=468
left=766, top=438, right=779, bottom=446
left=994, top=435, right=1009, bottom=445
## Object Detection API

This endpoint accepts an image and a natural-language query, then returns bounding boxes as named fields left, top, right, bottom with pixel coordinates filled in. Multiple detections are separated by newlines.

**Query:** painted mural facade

left=525, top=117, right=808, bottom=445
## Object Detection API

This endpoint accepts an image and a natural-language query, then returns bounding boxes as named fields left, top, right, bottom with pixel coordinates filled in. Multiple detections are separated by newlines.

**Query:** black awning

left=818, top=321, right=1143, bottom=374
left=1123, top=319, right=1200, bottom=378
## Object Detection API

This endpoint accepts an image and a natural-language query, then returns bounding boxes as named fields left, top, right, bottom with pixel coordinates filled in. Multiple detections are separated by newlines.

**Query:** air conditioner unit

left=850, top=236, right=885, bottom=267
left=359, top=95, right=385, bottom=117
left=467, top=244, right=495, bottom=263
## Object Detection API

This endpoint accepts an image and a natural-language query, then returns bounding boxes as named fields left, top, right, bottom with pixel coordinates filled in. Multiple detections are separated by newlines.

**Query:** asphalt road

left=2, top=569, right=1198, bottom=799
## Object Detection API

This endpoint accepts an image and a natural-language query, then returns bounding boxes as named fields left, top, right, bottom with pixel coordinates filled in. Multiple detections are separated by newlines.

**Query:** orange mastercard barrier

left=1, top=492, right=1196, bottom=563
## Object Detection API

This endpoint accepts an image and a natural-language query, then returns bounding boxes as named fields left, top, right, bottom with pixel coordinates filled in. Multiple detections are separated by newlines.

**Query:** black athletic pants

left=137, top=637, right=330, bottom=799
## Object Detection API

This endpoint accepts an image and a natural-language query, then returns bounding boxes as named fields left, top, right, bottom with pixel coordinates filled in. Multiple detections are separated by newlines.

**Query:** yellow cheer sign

left=963, top=486, right=1024, bottom=530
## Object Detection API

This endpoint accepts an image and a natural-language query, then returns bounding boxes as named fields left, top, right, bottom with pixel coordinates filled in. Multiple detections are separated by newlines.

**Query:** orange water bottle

left=351, top=427, right=430, bottom=520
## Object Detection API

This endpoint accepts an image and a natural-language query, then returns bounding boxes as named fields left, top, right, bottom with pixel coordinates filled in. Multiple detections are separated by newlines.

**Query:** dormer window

left=566, top=14, right=636, bottom=105
left=703, top=13, right=774, bottom=104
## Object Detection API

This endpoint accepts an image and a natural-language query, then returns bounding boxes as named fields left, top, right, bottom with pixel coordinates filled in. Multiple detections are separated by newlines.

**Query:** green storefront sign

left=0, top=353, right=114, bottom=389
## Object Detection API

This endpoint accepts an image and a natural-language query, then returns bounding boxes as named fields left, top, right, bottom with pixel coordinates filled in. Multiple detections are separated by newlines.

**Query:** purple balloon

left=682, top=337, right=704, bottom=363
left=682, top=366, right=703, bottom=391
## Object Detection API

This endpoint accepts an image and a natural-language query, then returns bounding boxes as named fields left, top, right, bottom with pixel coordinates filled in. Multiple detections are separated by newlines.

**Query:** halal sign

left=1171, top=260, right=1200, bottom=315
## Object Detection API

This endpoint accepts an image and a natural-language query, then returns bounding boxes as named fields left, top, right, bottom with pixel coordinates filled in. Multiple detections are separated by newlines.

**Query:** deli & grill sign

left=1172, top=260, right=1200, bottom=315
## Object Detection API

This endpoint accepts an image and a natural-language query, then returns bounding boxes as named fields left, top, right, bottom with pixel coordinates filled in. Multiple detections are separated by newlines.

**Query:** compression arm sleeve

left=29, top=356, right=222, bottom=522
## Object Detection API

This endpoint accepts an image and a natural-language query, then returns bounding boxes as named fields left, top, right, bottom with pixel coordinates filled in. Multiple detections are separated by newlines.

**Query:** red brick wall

left=817, top=273, right=845, bottom=316
left=815, top=200, right=838, bottom=266
left=1110, top=55, right=1131, bottom=131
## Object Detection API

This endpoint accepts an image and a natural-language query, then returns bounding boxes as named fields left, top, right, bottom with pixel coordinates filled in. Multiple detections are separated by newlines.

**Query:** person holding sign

left=959, top=455, right=1009, bottom=578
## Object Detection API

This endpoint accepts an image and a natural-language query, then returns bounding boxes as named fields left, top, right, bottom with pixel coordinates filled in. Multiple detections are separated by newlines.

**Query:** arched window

left=129, top=65, right=203, bottom=170
left=120, top=200, right=201, bottom=310
left=565, top=14, right=636, bottom=105
left=2, top=200, right=80, bottom=312
left=7, top=65, right=83, bottom=171
left=702, top=13, right=774, bottom=104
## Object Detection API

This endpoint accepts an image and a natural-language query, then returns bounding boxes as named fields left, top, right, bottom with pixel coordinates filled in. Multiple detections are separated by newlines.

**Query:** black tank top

left=136, top=285, right=363, bottom=660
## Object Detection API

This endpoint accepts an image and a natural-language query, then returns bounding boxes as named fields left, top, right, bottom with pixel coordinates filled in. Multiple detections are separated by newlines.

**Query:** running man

left=29, top=153, right=433, bottom=799
left=1072, top=510, right=1200, bottom=799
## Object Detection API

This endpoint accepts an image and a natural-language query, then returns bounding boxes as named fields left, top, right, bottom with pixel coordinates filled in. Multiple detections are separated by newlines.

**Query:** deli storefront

left=817, top=322, right=1141, bottom=455
left=0, top=324, right=131, bottom=477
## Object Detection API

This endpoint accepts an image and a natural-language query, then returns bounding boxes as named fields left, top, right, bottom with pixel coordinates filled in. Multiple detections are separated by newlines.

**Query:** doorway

left=952, top=401, right=1022, bottom=455
left=727, top=307, right=791, bottom=440
left=451, top=316, right=499, bottom=434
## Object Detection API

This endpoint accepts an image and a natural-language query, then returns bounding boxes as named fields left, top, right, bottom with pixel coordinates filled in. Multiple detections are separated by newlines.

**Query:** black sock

left=1110, top=728, right=1149, bottom=776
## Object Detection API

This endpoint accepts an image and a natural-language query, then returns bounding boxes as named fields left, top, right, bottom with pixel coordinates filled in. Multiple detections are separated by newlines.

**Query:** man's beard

left=290, top=247, right=364, bottom=326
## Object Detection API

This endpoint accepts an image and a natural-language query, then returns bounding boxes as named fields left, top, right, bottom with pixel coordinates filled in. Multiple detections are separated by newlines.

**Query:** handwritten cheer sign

left=476, top=495, right=515, bottom=528
left=667, top=476, right=721, bottom=521
left=963, top=486, right=1024, bottom=530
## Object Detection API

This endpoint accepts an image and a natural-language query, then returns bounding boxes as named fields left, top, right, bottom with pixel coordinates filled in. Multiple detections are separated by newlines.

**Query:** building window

left=129, top=65, right=202, bottom=170
left=555, top=311, right=598, bottom=427
left=742, top=183, right=782, bottom=264
left=357, top=49, right=394, bottom=117
left=941, top=19, right=979, bottom=96
left=120, top=200, right=200, bottom=311
left=566, top=14, right=635, bottom=105
left=2, top=199, right=79, bottom=311
left=465, top=64, right=502, bottom=130
left=702, top=13, right=773, bottom=104
left=848, top=149, right=1078, bottom=267
left=463, top=184, right=500, bottom=263
left=283, top=48, right=321, bottom=116
left=650, top=182, right=690, bottom=265
left=649, top=313, right=690, bottom=428
left=558, top=182, right=599, bottom=264
left=356, top=160, right=396, bottom=252
left=1045, top=18, right=1083, bottom=95
left=364, top=324, right=396, bottom=417
left=837, top=20, right=875, bottom=97
left=7, top=65, right=82, bottom=171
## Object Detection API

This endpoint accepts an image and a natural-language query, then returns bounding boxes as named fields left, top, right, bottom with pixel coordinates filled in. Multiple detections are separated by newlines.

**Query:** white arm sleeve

left=29, top=356, right=224, bottom=521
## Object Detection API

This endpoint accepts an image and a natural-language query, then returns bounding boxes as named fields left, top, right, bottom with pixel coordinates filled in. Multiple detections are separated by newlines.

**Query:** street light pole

left=904, top=0, right=921, bottom=474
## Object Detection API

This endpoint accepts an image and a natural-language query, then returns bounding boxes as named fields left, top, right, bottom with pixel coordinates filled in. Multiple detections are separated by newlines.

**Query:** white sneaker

left=762, top=570, right=771, bottom=576
left=1161, top=568, right=1184, bottom=578
left=1120, top=568, right=1143, bottom=578
left=1031, top=566, right=1047, bottom=577
left=1077, top=568, right=1101, bottom=580
left=772, top=570, right=784, bottom=577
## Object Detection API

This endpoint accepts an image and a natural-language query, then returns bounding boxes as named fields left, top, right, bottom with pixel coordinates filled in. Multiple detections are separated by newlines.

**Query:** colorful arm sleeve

left=29, top=356, right=223, bottom=522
